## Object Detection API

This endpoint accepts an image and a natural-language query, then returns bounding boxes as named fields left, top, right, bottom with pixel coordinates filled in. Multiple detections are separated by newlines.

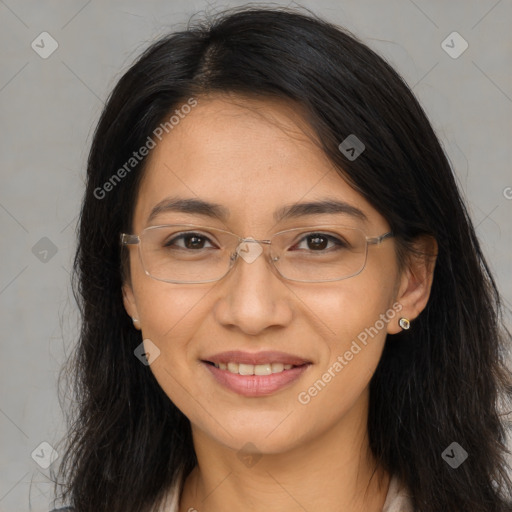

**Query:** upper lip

left=203, top=351, right=311, bottom=366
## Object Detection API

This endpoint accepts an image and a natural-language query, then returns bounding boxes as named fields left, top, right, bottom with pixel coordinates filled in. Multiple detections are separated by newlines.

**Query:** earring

left=132, top=317, right=140, bottom=328
left=399, top=317, right=410, bottom=330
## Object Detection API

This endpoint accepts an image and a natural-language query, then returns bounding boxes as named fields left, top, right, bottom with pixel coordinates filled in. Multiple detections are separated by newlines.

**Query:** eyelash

left=164, top=232, right=349, bottom=251
left=292, top=233, right=348, bottom=251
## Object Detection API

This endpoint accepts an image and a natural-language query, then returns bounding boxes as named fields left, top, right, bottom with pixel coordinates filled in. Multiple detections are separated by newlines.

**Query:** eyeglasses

left=120, top=224, right=394, bottom=284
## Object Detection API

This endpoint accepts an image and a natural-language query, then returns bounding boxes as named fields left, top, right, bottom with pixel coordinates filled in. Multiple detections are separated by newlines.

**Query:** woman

left=51, top=6, right=512, bottom=512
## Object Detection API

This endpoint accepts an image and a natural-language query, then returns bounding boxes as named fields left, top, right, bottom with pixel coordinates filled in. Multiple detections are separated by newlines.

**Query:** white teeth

left=254, top=364, right=272, bottom=376
left=212, top=361, right=299, bottom=375
left=239, top=363, right=254, bottom=375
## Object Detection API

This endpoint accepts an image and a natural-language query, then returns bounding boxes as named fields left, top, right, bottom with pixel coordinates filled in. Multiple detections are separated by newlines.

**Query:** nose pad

left=235, top=238, right=264, bottom=264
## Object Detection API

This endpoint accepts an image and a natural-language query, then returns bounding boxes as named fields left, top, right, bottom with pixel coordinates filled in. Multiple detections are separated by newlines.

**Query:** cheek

left=133, top=283, right=218, bottom=434
left=292, top=287, right=395, bottom=426
left=133, top=276, right=212, bottom=387
left=295, top=263, right=397, bottom=347
left=294, top=263, right=398, bottom=394
left=136, top=283, right=202, bottom=338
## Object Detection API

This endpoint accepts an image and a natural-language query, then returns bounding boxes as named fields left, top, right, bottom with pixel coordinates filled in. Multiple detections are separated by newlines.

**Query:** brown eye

left=291, top=233, right=348, bottom=251
left=164, top=233, right=215, bottom=250
left=305, top=234, right=327, bottom=250
left=183, top=235, right=207, bottom=249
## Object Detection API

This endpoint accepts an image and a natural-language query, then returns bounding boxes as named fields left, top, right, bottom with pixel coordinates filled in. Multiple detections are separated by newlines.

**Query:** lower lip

left=203, top=362, right=311, bottom=397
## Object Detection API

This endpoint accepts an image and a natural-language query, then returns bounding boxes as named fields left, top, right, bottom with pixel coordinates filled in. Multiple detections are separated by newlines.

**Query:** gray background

left=1, top=0, right=511, bottom=510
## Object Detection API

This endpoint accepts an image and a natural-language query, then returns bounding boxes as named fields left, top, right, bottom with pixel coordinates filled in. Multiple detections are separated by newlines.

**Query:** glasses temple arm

left=366, top=232, right=394, bottom=245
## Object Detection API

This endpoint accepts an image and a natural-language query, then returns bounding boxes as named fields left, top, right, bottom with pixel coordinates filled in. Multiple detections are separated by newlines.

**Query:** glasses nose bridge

left=238, top=236, right=272, bottom=245
left=229, top=235, right=278, bottom=270
left=233, top=236, right=273, bottom=255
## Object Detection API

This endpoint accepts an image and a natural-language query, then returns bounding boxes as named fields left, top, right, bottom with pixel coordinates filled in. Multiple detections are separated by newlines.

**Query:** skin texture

left=122, top=94, right=436, bottom=512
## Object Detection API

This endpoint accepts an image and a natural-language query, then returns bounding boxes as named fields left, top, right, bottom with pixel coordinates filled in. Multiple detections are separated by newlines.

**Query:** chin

left=195, top=414, right=309, bottom=455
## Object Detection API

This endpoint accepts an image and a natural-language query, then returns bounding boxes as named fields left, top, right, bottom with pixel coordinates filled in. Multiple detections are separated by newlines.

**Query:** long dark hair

left=52, top=6, right=512, bottom=512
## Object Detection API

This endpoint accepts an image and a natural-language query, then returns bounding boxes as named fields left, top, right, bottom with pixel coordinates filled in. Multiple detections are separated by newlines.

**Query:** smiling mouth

left=203, top=360, right=308, bottom=376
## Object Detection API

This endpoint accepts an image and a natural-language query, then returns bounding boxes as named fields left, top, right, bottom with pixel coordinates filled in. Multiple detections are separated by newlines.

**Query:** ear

left=387, top=235, right=438, bottom=334
left=122, top=281, right=141, bottom=330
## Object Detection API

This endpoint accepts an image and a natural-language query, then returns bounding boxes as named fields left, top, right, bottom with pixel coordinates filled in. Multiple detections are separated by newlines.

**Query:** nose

left=212, top=239, right=293, bottom=336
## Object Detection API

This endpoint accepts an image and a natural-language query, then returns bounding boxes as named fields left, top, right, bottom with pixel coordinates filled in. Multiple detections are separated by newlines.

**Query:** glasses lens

left=140, top=225, right=235, bottom=283
left=271, top=226, right=368, bottom=282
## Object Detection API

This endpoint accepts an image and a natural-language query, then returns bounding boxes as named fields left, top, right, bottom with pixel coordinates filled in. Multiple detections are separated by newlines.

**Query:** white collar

left=154, top=473, right=413, bottom=512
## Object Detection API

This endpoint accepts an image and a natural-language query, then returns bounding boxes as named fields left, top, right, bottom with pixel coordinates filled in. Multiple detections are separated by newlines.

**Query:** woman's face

left=123, top=94, right=407, bottom=455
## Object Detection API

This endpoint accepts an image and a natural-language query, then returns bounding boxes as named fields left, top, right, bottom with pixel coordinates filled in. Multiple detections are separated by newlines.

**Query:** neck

left=178, top=395, right=390, bottom=512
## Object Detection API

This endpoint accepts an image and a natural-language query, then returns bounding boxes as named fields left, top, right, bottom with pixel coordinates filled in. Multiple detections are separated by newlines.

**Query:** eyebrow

left=147, top=197, right=230, bottom=224
left=146, top=196, right=368, bottom=224
left=274, top=198, right=367, bottom=223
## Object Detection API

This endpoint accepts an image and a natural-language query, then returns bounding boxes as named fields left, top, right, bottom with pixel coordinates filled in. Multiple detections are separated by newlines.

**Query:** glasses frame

left=120, top=223, right=394, bottom=284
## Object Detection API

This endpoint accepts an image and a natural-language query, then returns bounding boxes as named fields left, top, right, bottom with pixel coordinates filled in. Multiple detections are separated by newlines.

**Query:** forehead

left=132, top=95, right=384, bottom=233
